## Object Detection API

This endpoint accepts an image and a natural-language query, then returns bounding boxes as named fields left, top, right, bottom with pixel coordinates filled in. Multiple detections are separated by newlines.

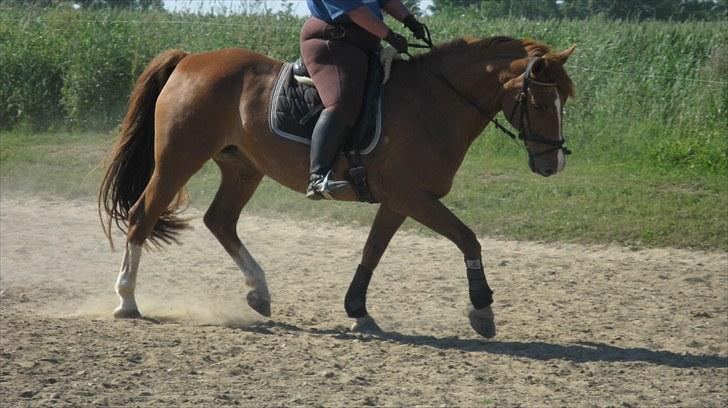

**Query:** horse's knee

left=459, top=228, right=481, bottom=257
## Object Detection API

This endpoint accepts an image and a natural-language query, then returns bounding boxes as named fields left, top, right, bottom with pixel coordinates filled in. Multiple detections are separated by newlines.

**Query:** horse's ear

left=554, top=44, right=576, bottom=64
left=532, top=57, right=548, bottom=76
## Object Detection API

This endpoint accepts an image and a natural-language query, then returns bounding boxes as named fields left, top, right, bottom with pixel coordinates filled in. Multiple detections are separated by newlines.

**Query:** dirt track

left=1, top=196, right=726, bottom=407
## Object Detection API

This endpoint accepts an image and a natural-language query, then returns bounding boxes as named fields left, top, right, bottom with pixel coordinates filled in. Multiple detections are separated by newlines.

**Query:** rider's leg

left=300, top=20, right=371, bottom=199
left=307, top=108, right=351, bottom=198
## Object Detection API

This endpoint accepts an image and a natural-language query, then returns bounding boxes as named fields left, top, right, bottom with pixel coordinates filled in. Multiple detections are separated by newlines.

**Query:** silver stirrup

left=319, top=170, right=350, bottom=199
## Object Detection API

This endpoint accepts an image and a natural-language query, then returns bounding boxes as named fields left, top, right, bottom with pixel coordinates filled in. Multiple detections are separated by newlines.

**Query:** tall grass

left=0, top=6, right=725, bottom=175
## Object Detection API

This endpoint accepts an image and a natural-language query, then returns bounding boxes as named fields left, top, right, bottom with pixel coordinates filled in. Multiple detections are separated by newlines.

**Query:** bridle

left=493, top=58, right=572, bottom=158
left=422, top=55, right=572, bottom=159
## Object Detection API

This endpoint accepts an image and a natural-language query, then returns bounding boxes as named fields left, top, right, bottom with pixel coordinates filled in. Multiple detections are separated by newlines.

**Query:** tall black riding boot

left=307, top=109, right=351, bottom=199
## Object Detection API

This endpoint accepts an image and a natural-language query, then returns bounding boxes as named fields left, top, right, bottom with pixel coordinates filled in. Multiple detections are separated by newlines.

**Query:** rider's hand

left=385, top=30, right=408, bottom=54
left=403, top=15, right=427, bottom=42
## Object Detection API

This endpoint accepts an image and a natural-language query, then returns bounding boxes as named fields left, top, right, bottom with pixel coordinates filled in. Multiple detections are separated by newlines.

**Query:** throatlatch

left=345, top=264, right=374, bottom=318
left=465, top=258, right=493, bottom=309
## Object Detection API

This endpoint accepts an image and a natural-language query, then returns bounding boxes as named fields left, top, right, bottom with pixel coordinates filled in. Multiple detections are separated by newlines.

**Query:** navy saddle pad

left=268, top=63, right=383, bottom=155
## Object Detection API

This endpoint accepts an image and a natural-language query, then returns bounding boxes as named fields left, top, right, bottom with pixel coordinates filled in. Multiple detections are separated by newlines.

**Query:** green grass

left=2, top=131, right=725, bottom=251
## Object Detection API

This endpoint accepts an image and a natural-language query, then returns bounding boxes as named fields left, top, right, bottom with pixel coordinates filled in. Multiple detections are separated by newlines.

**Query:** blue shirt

left=306, top=0, right=392, bottom=23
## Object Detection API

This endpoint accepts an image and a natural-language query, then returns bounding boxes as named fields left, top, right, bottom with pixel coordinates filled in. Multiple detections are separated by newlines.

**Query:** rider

left=301, top=0, right=428, bottom=199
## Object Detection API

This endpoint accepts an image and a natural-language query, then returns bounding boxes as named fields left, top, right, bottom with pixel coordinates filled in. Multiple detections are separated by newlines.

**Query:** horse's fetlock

left=345, top=294, right=368, bottom=318
left=116, top=285, right=135, bottom=298
left=466, top=258, right=493, bottom=309
left=345, top=264, right=373, bottom=318
left=246, top=278, right=269, bottom=298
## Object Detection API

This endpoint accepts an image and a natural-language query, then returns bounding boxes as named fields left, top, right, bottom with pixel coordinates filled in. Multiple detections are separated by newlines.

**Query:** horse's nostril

left=543, top=168, right=554, bottom=176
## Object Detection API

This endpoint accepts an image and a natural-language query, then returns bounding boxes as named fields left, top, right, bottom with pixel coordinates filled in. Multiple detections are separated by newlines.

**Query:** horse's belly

left=240, top=130, right=358, bottom=202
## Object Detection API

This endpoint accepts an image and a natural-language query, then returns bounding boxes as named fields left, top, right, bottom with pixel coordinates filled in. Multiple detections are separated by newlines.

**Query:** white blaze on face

left=554, top=89, right=566, bottom=173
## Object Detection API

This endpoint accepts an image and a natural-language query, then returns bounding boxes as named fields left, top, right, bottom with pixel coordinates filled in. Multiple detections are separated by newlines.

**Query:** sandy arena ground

left=0, top=196, right=726, bottom=407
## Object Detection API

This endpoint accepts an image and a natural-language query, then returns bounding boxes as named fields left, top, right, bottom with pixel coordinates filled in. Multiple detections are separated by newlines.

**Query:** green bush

left=0, top=10, right=66, bottom=130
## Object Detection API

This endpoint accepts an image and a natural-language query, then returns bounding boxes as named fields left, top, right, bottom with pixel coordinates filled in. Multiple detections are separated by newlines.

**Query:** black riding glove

left=403, top=15, right=427, bottom=42
left=385, top=30, right=408, bottom=54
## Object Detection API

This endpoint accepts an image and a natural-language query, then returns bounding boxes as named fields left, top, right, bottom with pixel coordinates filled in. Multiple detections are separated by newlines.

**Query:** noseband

left=493, top=58, right=572, bottom=158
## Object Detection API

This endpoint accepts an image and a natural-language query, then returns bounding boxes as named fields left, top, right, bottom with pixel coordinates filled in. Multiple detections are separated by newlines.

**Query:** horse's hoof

left=350, top=315, right=382, bottom=333
left=113, top=308, right=142, bottom=319
left=247, top=290, right=271, bottom=317
left=468, top=305, right=496, bottom=338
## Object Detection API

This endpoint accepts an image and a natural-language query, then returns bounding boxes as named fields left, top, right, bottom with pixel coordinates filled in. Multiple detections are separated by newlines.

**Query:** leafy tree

left=676, top=0, right=728, bottom=20
left=428, top=0, right=726, bottom=20
left=430, top=0, right=563, bottom=19
left=561, top=0, right=726, bottom=20
left=75, top=0, right=163, bottom=10
left=429, top=0, right=483, bottom=12
left=485, top=0, right=561, bottom=19
left=0, top=0, right=163, bottom=10
left=0, top=0, right=56, bottom=6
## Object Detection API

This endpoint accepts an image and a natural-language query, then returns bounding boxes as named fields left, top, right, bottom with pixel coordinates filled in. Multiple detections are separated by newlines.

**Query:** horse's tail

left=98, top=49, right=189, bottom=248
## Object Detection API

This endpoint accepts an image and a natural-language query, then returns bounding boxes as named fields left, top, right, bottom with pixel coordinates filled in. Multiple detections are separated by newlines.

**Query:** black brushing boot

left=307, top=109, right=351, bottom=200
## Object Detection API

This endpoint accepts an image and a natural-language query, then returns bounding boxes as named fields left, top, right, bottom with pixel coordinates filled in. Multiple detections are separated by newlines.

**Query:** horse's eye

left=533, top=104, right=545, bottom=111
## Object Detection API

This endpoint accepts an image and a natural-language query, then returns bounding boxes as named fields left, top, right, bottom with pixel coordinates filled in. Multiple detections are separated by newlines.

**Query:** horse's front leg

left=347, top=205, right=406, bottom=332
left=402, top=195, right=496, bottom=338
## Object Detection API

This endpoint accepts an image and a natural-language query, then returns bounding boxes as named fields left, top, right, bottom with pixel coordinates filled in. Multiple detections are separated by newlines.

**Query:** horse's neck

left=412, top=56, right=503, bottom=146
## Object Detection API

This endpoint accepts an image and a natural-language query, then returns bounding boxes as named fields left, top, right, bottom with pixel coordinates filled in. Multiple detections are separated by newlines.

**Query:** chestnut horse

left=99, top=36, right=575, bottom=338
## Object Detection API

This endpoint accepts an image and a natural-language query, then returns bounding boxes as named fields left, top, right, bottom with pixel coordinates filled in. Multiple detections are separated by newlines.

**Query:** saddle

left=268, top=53, right=386, bottom=203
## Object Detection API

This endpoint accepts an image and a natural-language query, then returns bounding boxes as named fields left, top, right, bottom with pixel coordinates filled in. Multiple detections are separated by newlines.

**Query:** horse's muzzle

left=530, top=161, right=555, bottom=177
left=529, top=150, right=565, bottom=177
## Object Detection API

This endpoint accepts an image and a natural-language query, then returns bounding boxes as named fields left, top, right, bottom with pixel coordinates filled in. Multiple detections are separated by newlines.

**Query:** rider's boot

left=307, top=109, right=351, bottom=200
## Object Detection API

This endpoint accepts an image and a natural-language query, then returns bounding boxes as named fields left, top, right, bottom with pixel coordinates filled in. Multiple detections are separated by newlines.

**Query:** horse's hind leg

left=114, top=241, right=143, bottom=318
left=114, top=153, right=211, bottom=318
left=347, top=205, right=406, bottom=331
left=203, top=151, right=270, bottom=316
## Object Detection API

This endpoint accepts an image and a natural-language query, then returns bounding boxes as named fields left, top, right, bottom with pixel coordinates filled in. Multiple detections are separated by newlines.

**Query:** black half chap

left=466, top=258, right=494, bottom=308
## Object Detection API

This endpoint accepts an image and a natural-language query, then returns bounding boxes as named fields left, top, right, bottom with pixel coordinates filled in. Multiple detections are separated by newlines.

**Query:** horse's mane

left=413, top=36, right=575, bottom=97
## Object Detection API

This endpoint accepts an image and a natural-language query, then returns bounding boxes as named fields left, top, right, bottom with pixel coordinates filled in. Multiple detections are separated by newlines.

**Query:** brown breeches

left=300, top=17, right=380, bottom=128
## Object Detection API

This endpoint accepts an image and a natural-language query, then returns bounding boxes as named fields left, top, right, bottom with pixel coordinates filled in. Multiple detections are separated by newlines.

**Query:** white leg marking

left=231, top=243, right=270, bottom=301
left=114, top=242, right=142, bottom=316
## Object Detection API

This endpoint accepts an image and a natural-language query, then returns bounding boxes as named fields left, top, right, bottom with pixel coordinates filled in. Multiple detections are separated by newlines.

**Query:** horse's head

left=500, top=45, right=576, bottom=177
